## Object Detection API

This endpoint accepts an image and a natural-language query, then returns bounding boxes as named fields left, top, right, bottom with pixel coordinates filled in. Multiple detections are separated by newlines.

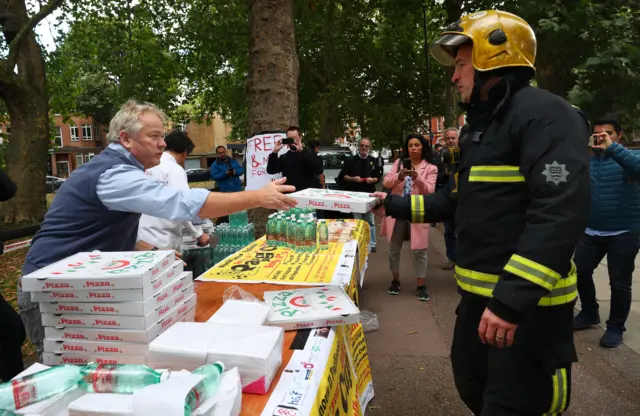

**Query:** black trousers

left=451, top=294, right=576, bottom=415
left=0, top=293, right=26, bottom=381
left=575, top=231, right=640, bottom=331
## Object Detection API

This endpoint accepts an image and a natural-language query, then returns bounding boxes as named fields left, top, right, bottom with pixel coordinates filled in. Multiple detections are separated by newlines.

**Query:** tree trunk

left=247, top=0, right=299, bottom=135
left=0, top=0, right=53, bottom=226
left=442, top=0, right=462, bottom=129
left=246, top=0, right=299, bottom=235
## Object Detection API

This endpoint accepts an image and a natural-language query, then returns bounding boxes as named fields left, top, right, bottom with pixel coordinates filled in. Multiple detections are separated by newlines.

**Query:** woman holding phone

left=380, top=134, right=438, bottom=301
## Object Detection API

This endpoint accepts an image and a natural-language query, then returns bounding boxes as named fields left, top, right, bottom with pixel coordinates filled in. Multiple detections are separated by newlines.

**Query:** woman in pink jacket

left=381, top=135, right=438, bottom=301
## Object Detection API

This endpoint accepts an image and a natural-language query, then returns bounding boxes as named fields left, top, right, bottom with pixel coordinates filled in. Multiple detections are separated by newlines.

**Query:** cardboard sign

left=245, top=132, right=289, bottom=191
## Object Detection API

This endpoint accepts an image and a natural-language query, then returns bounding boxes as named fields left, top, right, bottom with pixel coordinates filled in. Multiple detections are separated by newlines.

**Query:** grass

left=3, top=181, right=216, bottom=360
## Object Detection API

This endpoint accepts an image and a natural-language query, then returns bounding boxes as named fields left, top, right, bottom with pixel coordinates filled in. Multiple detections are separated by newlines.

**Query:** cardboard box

left=39, top=279, right=194, bottom=316
left=263, top=286, right=360, bottom=331
left=43, top=351, right=146, bottom=366
left=41, top=293, right=197, bottom=330
left=44, top=305, right=195, bottom=344
left=44, top=338, right=150, bottom=356
left=22, top=250, right=176, bottom=292
left=288, top=188, right=379, bottom=213
left=30, top=263, right=186, bottom=302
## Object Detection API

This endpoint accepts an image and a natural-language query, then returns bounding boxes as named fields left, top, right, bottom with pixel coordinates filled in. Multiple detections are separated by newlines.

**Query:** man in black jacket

left=0, top=169, right=26, bottom=381
left=267, top=126, right=323, bottom=191
left=374, top=10, right=589, bottom=415
left=338, top=137, right=382, bottom=252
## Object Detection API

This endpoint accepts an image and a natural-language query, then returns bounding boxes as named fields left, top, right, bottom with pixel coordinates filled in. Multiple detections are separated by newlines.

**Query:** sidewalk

left=360, top=223, right=640, bottom=415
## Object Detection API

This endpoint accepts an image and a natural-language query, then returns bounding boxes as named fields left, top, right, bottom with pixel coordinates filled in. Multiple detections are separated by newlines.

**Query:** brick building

left=182, top=114, right=232, bottom=170
left=50, top=115, right=107, bottom=178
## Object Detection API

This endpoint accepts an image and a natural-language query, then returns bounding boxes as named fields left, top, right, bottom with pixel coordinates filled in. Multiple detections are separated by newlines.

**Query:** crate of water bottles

left=266, top=208, right=329, bottom=252
left=214, top=210, right=255, bottom=263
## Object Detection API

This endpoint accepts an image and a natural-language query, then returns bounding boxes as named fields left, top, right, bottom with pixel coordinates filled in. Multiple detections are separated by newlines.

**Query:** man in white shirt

left=137, top=130, right=211, bottom=251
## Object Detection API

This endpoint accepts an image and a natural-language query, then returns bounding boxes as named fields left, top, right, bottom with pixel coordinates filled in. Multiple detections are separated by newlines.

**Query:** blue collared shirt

left=96, top=143, right=209, bottom=221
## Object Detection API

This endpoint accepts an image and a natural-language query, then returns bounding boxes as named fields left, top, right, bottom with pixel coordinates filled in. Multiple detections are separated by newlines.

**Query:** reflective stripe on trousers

left=454, top=262, right=578, bottom=307
left=544, top=368, right=569, bottom=415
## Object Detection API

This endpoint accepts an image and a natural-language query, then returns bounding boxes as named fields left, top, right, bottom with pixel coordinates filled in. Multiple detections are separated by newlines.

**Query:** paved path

left=360, top=223, right=640, bottom=415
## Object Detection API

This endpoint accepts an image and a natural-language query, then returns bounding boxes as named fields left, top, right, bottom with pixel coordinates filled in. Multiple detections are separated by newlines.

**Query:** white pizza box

left=43, top=351, right=146, bottom=366
left=44, top=304, right=196, bottom=344
left=10, top=363, right=85, bottom=416
left=31, top=268, right=190, bottom=303
left=288, top=188, right=379, bottom=214
left=41, top=293, right=197, bottom=330
left=21, top=250, right=176, bottom=292
left=263, top=286, right=360, bottom=331
left=39, top=278, right=194, bottom=316
left=206, top=300, right=271, bottom=326
left=44, top=338, right=151, bottom=356
left=147, top=322, right=284, bottom=395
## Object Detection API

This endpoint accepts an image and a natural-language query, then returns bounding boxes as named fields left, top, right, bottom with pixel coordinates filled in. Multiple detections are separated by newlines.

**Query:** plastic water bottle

left=78, top=363, right=168, bottom=394
left=0, top=410, right=17, bottom=416
left=183, top=362, right=224, bottom=416
left=286, top=216, right=296, bottom=249
left=0, top=365, right=81, bottom=410
left=274, top=215, right=284, bottom=247
left=305, top=219, right=317, bottom=251
left=318, top=221, right=329, bottom=250
left=295, top=220, right=305, bottom=251
left=266, top=215, right=275, bottom=245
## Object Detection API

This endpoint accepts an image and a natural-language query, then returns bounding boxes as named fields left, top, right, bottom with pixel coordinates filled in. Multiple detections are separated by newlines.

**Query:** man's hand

left=197, top=233, right=211, bottom=247
left=478, top=308, right=518, bottom=348
left=370, top=191, right=388, bottom=200
left=352, top=176, right=363, bottom=183
left=273, top=140, right=284, bottom=154
left=591, top=132, right=613, bottom=151
left=259, top=177, right=298, bottom=210
left=227, top=169, right=233, bottom=176
left=365, top=177, right=377, bottom=184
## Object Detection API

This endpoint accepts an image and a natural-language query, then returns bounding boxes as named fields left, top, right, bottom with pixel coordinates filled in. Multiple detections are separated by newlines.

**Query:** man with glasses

left=338, top=137, right=382, bottom=252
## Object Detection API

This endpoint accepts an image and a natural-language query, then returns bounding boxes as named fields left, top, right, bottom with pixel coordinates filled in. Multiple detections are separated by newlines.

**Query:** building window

left=85, top=153, right=95, bottom=162
left=437, top=117, right=444, bottom=133
left=54, top=127, right=63, bottom=147
left=75, top=154, right=84, bottom=167
left=82, top=124, right=93, bottom=140
left=70, top=126, right=79, bottom=141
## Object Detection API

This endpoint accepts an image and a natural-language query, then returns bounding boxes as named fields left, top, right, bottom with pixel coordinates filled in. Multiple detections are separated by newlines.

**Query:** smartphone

left=589, top=135, right=598, bottom=147
left=282, top=138, right=295, bottom=145
left=402, top=158, right=412, bottom=171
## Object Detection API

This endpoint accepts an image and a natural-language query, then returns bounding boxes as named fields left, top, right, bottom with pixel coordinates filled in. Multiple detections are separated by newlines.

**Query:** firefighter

left=373, top=10, right=590, bottom=415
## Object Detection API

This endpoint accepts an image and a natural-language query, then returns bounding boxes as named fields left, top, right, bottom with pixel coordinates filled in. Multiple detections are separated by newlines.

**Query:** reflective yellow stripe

left=546, top=368, right=568, bottom=415
left=504, top=254, right=561, bottom=292
left=468, top=165, right=525, bottom=183
left=452, top=172, right=459, bottom=193
left=454, top=262, right=577, bottom=307
left=410, top=195, right=425, bottom=223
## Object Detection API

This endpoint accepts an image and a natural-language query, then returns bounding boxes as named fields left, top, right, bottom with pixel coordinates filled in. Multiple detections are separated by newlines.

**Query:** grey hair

left=359, top=137, right=371, bottom=145
left=107, top=100, right=168, bottom=143
left=443, top=127, right=459, bottom=136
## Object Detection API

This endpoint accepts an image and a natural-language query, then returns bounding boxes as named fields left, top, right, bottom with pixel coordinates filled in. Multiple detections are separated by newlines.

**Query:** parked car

left=186, top=168, right=211, bottom=183
left=317, top=146, right=353, bottom=190
left=45, top=176, right=65, bottom=193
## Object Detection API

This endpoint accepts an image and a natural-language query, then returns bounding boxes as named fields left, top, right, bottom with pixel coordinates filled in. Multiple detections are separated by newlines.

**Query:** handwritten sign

left=245, top=132, right=289, bottom=190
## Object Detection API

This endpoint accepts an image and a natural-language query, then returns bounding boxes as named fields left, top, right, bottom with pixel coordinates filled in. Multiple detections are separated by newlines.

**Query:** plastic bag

left=223, top=285, right=263, bottom=304
left=360, top=310, right=379, bottom=333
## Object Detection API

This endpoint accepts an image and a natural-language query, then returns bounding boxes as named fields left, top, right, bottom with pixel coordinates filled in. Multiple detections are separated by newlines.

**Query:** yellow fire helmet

left=431, top=10, right=536, bottom=72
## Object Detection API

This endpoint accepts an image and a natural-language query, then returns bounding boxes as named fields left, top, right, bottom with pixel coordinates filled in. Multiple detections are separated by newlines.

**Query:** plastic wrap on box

left=12, top=363, right=85, bottom=416
left=147, top=322, right=283, bottom=395
left=206, top=300, right=270, bottom=326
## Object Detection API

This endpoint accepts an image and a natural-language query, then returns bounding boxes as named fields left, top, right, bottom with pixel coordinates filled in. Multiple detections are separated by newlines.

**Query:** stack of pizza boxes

left=21, top=250, right=197, bottom=366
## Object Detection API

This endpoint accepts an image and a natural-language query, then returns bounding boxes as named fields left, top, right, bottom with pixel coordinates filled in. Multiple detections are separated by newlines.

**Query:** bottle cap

left=214, top=361, right=225, bottom=373
left=160, top=370, right=171, bottom=382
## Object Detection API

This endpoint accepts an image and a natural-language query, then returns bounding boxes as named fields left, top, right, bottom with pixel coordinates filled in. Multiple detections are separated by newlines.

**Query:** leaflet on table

left=30, top=263, right=185, bottom=303
left=260, top=327, right=336, bottom=416
left=39, top=275, right=193, bottom=315
left=264, top=286, right=360, bottom=331
left=44, top=338, right=151, bottom=356
left=289, top=189, right=379, bottom=214
left=21, top=250, right=177, bottom=292
left=41, top=293, right=197, bottom=330
left=147, top=322, right=284, bottom=395
left=44, top=304, right=195, bottom=344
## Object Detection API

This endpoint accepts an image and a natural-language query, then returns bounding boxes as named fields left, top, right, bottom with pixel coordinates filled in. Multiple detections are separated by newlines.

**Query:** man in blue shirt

left=573, top=114, right=640, bottom=348
left=17, top=100, right=297, bottom=357
left=210, top=145, right=243, bottom=193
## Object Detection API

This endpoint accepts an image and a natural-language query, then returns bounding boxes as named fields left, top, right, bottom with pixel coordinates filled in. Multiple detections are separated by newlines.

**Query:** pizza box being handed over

left=288, top=188, right=379, bottom=213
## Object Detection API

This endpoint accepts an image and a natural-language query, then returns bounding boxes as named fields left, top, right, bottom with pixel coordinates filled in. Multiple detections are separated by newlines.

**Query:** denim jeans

left=0, top=293, right=26, bottom=381
left=444, top=220, right=457, bottom=262
left=353, top=212, right=376, bottom=248
left=575, top=231, right=640, bottom=331
left=17, top=279, right=44, bottom=360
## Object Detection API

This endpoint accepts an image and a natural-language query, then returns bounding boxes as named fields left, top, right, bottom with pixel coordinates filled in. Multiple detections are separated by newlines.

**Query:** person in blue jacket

left=210, top=145, right=244, bottom=193
left=573, top=113, right=640, bottom=349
